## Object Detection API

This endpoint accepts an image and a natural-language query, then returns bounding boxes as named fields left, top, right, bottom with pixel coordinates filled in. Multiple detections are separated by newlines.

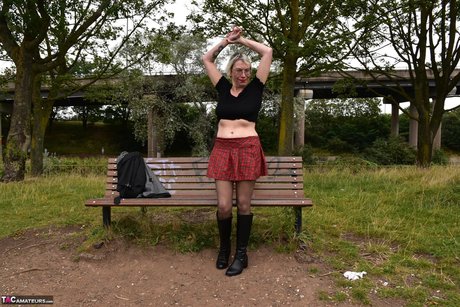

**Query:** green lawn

left=302, top=165, right=460, bottom=306
left=0, top=162, right=458, bottom=306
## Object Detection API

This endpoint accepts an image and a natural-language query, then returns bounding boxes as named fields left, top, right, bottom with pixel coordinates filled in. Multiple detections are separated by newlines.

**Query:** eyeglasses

left=232, top=68, right=251, bottom=76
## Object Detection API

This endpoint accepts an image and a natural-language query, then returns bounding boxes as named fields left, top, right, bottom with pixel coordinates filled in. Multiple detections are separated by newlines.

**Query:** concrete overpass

left=294, top=69, right=460, bottom=149
left=295, top=69, right=460, bottom=100
left=2, top=70, right=460, bottom=149
left=2, top=70, right=458, bottom=105
left=0, top=74, right=183, bottom=108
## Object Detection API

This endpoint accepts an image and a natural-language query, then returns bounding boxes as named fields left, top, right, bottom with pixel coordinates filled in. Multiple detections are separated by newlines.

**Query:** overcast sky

left=1, top=1, right=459, bottom=112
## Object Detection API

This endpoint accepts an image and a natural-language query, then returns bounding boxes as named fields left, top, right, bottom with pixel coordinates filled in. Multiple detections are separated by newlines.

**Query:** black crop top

left=215, top=76, right=264, bottom=123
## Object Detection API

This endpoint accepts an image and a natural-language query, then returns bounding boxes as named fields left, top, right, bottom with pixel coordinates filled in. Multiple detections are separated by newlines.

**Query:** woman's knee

left=217, top=202, right=233, bottom=218
left=236, top=199, right=251, bottom=214
left=237, top=205, right=251, bottom=215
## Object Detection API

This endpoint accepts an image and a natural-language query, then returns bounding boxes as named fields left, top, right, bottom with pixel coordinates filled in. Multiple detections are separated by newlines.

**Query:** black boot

left=216, top=213, right=232, bottom=269
left=226, top=213, right=253, bottom=276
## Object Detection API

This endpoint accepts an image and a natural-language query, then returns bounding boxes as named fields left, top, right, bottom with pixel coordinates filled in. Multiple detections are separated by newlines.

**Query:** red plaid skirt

left=207, top=136, right=268, bottom=181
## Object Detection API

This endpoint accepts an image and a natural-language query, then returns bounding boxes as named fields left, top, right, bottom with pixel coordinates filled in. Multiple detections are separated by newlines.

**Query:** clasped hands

left=226, top=26, right=243, bottom=44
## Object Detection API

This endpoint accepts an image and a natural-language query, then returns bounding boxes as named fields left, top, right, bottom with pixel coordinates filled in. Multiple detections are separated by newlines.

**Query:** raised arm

left=202, top=38, right=229, bottom=86
left=236, top=37, right=273, bottom=84
left=202, top=26, right=273, bottom=85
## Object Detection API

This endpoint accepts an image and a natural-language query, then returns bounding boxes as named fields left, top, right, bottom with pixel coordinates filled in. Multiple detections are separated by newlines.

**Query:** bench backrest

left=105, top=156, right=304, bottom=199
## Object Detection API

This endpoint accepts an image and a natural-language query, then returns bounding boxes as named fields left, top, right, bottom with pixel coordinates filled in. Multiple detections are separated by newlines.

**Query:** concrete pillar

left=294, top=89, right=313, bottom=149
left=294, top=99, right=305, bottom=149
left=147, top=107, right=160, bottom=158
left=409, top=104, right=418, bottom=148
left=145, top=94, right=161, bottom=158
left=390, top=102, right=399, bottom=137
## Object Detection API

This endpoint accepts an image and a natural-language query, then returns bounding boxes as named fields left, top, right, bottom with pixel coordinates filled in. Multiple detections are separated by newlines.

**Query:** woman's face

left=230, top=60, right=251, bottom=88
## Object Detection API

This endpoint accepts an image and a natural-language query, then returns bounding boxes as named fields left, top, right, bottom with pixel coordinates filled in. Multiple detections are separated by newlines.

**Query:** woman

left=202, top=26, right=273, bottom=277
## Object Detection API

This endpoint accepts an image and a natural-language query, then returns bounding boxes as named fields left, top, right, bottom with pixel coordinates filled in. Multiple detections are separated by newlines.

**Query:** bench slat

left=102, top=189, right=305, bottom=198
left=105, top=176, right=304, bottom=185
left=108, top=176, right=302, bottom=183
left=107, top=168, right=303, bottom=178
left=108, top=162, right=303, bottom=171
left=86, top=198, right=313, bottom=207
left=105, top=182, right=304, bottom=191
left=107, top=156, right=303, bottom=164
left=85, top=156, right=312, bottom=233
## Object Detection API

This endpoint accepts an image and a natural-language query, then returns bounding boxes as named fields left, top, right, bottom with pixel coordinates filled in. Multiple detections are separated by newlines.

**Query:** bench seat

left=85, top=156, right=313, bottom=233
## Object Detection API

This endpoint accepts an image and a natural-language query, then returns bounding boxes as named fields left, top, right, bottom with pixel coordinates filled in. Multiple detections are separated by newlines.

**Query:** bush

left=442, top=110, right=460, bottom=152
left=432, top=149, right=448, bottom=165
left=293, top=144, right=315, bottom=165
left=326, top=137, right=356, bottom=153
left=364, top=137, right=416, bottom=165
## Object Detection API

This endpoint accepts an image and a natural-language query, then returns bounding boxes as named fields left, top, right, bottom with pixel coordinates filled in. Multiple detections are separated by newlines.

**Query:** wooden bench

left=85, top=156, right=313, bottom=233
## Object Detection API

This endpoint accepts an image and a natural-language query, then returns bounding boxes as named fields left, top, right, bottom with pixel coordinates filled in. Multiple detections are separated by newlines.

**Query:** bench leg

left=294, top=207, right=302, bottom=234
left=102, top=207, right=111, bottom=228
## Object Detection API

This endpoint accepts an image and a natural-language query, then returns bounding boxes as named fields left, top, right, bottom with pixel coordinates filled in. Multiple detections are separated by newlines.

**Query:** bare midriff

left=216, top=119, right=258, bottom=138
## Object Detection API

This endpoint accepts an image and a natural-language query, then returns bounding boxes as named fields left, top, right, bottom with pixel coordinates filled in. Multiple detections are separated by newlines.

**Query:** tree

left=191, top=0, right=354, bottom=155
left=0, top=0, right=169, bottom=181
left=305, top=98, right=390, bottom=152
left=344, top=0, right=460, bottom=166
left=153, top=31, right=214, bottom=156
left=132, top=29, right=214, bottom=157
left=29, top=5, right=163, bottom=176
left=442, top=108, right=460, bottom=152
left=83, top=28, right=215, bottom=157
left=0, top=69, right=14, bottom=167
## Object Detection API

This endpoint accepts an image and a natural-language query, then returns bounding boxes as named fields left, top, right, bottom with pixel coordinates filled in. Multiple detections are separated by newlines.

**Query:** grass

left=0, top=159, right=459, bottom=306
left=302, top=165, right=460, bottom=306
left=0, top=173, right=104, bottom=237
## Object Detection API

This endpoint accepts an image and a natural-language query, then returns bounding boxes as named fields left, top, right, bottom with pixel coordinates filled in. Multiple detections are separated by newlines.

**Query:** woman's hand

left=226, top=26, right=242, bottom=43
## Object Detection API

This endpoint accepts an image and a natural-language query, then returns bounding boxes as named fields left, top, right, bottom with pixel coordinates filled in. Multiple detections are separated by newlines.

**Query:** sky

left=167, top=0, right=190, bottom=25
left=1, top=1, right=459, bottom=113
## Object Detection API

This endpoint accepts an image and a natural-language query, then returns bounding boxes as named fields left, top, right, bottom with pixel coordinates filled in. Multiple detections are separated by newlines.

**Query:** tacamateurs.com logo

left=1, top=295, right=54, bottom=304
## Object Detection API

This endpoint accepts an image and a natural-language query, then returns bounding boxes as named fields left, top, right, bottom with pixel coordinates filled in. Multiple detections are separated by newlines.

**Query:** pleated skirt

left=206, top=136, right=268, bottom=181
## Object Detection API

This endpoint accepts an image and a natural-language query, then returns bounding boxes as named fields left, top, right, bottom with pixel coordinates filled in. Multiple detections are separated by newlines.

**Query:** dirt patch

left=1, top=226, right=400, bottom=306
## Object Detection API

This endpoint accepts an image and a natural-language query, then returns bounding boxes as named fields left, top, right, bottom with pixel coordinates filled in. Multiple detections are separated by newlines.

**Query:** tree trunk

left=31, top=81, right=55, bottom=176
left=2, top=56, right=35, bottom=182
left=409, top=104, right=418, bottom=148
left=417, top=108, right=433, bottom=167
left=0, top=103, right=13, bottom=166
left=278, top=55, right=298, bottom=155
left=413, top=71, right=438, bottom=167
left=0, top=113, right=3, bottom=167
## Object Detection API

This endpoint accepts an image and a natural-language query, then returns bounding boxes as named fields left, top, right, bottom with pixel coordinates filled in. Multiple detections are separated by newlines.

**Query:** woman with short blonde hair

left=202, top=26, right=273, bottom=277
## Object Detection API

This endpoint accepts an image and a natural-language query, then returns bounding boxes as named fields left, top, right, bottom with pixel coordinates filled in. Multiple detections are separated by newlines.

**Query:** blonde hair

left=225, top=52, right=252, bottom=76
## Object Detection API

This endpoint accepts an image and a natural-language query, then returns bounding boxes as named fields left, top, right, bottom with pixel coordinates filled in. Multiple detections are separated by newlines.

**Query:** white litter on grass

left=343, top=271, right=367, bottom=280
